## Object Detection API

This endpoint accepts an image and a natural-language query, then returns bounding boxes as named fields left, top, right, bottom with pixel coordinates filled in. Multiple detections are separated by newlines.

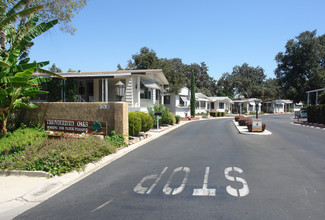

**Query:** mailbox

left=154, top=112, right=162, bottom=116
left=252, top=119, right=262, bottom=132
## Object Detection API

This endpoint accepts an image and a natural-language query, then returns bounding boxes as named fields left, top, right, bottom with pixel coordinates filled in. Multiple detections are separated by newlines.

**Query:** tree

left=8, top=0, right=88, bottom=34
left=127, top=47, right=160, bottom=70
left=262, top=78, right=282, bottom=100
left=127, top=47, right=185, bottom=93
left=232, top=63, right=266, bottom=98
left=49, top=63, right=62, bottom=73
left=216, top=72, right=235, bottom=98
left=117, top=64, right=123, bottom=70
left=275, top=30, right=325, bottom=103
left=67, top=68, right=76, bottom=72
left=0, top=0, right=63, bottom=134
left=126, top=47, right=220, bottom=95
left=158, top=58, right=185, bottom=94
left=190, top=70, right=195, bottom=117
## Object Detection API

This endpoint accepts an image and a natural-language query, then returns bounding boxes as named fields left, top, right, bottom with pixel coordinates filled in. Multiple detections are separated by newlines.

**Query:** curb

left=232, top=120, right=272, bottom=135
left=0, top=170, right=51, bottom=178
left=291, top=122, right=325, bottom=131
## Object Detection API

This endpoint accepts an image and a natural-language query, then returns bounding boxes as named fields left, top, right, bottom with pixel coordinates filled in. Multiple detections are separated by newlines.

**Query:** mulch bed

left=294, top=121, right=325, bottom=128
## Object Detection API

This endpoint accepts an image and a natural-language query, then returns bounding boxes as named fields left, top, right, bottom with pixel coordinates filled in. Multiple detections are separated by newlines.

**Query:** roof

left=233, top=98, right=259, bottom=103
left=208, top=96, right=233, bottom=103
left=36, top=69, right=169, bottom=85
left=195, top=93, right=209, bottom=101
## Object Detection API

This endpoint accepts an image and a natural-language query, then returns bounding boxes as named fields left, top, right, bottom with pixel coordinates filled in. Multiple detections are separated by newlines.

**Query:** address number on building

left=99, top=104, right=110, bottom=110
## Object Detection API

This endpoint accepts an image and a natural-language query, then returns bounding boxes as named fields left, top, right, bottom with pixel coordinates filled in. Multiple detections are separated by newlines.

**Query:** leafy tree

left=275, top=30, right=325, bottom=103
left=158, top=58, right=185, bottom=94
left=262, top=78, right=282, bottom=100
left=0, top=0, right=63, bottom=134
left=127, top=47, right=217, bottom=95
left=190, top=70, right=195, bottom=117
left=127, top=47, right=160, bottom=70
left=67, top=68, right=76, bottom=72
left=216, top=63, right=268, bottom=99
left=49, top=63, right=61, bottom=73
left=7, top=0, right=88, bottom=34
left=117, top=64, right=123, bottom=70
left=216, top=72, right=235, bottom=98
left=184, top=62, right=217, bottom=96
left=232, top=63, right=266, bottom=98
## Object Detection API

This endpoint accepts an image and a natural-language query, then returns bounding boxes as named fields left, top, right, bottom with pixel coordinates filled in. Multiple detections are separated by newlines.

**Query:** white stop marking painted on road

left=134, top=166, right=249, bottom=197
left=224, top=167, right=249, bottom=197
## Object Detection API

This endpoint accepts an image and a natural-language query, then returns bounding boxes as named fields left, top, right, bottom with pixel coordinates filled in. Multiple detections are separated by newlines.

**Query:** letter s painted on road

left=224, top=167, right=249, bottom=197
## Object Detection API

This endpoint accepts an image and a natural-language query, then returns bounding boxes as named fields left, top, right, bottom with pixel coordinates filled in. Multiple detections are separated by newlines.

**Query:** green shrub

left=147, top=103, right=170, bottom=127
left=175, top=115, right=181, bottom=124
left=307, top=104, right=325, bottom=124
left=0, top=127, right=47, bottom=156
left=0, top=136, right=116, bottom=176
left=210, top=112, right=216, bottom=117
left=135, top=111, right=154, bottom=132
left=160, top=107, right=172, bottom=125
left=167, top=112, right=176, bottom=125
left=128, top=112, right=141, bottom=136
left=105, top=131, right=126, bottom=148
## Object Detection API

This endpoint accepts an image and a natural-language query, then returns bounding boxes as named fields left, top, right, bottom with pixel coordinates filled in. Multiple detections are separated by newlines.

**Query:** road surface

left=16, top=115, right=325, bottom=219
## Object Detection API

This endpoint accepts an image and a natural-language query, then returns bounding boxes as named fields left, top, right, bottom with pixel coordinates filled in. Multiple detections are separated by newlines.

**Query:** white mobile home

left=232, top=98, right=262, bottom=114
left=209, top=97, right=233, bottom=113
left=41, top=69, right=169, bottom=112
left=262, top=99, right=293, bottom=113
left=164, top=87, right=191, bottom=118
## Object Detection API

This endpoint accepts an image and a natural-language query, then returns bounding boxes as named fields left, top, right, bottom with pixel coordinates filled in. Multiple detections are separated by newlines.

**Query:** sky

left=29, top=0, right=325, bottom=81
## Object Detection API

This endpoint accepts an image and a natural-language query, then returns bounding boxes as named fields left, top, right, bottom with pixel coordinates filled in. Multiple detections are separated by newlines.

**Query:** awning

left=248, top=101, right=255, bottom=105
left=274, top=100, right=283, bottom=104
left=141, top=79, right=161, bottom=90
left=180, top=96, right=189, bottom=102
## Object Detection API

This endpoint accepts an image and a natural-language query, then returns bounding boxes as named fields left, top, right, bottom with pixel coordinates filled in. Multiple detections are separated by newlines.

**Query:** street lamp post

left=255, top=99, right=261, bottom=119
left=115, top=80, right=126, bottom=101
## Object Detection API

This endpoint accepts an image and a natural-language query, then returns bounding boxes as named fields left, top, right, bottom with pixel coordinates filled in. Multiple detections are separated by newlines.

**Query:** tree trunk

left=0, top=30, right=6, bottom=54
left=1, top=118, right=7, bottom=135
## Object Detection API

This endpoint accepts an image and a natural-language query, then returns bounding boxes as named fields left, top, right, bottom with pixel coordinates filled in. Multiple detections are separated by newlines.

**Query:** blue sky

left=29, top=0, right=325, bottom=80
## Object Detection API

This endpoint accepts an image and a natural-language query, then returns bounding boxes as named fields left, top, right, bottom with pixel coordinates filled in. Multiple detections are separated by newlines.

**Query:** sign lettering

left=45, top=118, right=107, bottom=134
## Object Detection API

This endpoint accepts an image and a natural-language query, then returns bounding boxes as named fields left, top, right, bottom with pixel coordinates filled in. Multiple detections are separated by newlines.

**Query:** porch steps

left=125, top=78, right=133, bottom=106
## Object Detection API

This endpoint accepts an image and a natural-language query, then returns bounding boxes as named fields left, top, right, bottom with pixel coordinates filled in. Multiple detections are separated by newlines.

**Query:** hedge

left=128, top=112, right=141, bottom=136
left=135, top=111, right=154, bottom=132
left=175, top=115, right=181, bottom=124
left=307, top=104, right=325, bottom=124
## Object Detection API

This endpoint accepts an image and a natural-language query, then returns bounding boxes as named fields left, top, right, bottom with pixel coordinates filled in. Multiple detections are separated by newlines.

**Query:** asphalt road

left=16, top=115, right=325, bottom=220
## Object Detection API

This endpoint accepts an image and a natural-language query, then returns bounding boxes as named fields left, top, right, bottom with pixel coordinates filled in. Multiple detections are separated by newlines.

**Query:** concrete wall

left=20, top=102, right=128, bottom=137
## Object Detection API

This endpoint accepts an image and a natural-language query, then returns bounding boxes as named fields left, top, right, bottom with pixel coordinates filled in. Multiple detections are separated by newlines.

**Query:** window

left=140, top=82, right=151, bottom=99
left=219, top=102, right=224, bottom=109
left=179, top=96, right=184, bottom=106
left=164, top=95, right=170, bottom=104
left=156, top=89, right=160, bottom=103
left=211, top=102, right=215, bottom=109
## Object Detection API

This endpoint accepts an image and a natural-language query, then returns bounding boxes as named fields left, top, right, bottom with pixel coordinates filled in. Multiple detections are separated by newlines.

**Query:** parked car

left=299, top=109, right=307, bottom=118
